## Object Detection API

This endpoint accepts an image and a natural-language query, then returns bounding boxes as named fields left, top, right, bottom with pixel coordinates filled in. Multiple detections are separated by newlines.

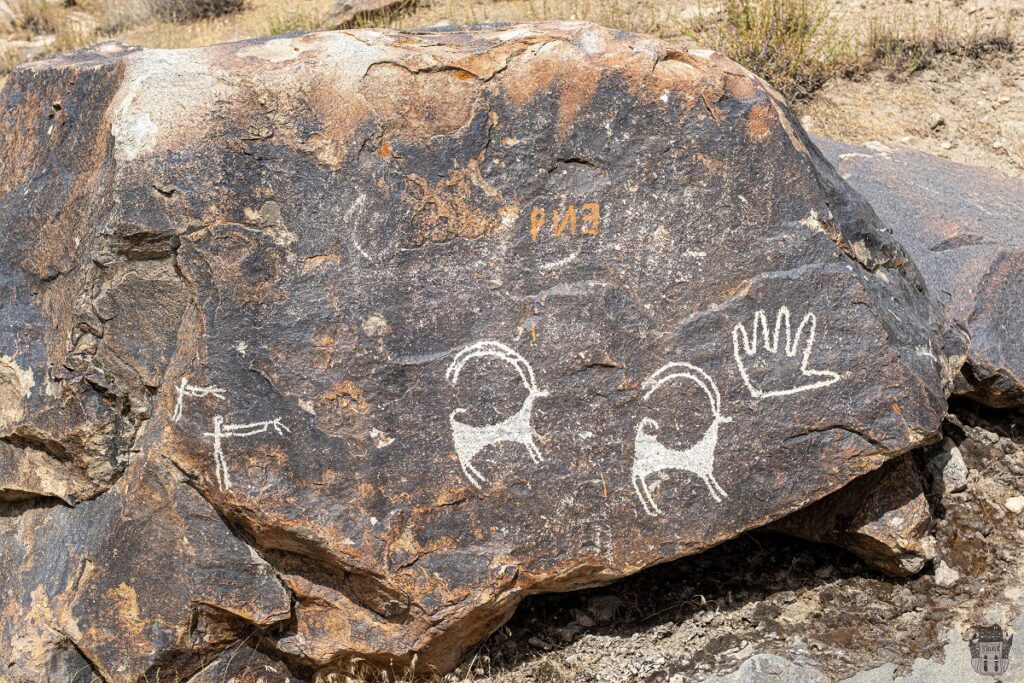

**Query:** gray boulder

left=817, top=137, right=1024, bottom=407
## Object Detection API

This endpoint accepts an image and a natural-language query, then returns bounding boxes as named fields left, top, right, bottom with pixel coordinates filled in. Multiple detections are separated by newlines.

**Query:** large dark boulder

left=816, top=137, right=1024, bottom=407
left=0, top=24, right=963, bottom=679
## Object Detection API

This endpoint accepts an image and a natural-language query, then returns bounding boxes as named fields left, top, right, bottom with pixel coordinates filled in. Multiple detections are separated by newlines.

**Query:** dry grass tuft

left=3, top=0, right=63, bottom=33
left=98, top=0, right=245, bottom=33
left=693, top=0, right=847, bottom=101
left=864, top=11, right=1015, bottom=76
left=266, top=4, right=330, bottom=35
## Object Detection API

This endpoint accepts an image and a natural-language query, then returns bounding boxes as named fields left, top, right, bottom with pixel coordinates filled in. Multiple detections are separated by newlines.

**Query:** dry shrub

left=864, top=12, right=1015, bottom=76
left=266, top=5, right=328, bottom=35
left=99, top=0, right=244, bottom=32
left=3, top=0, right=63, bottom=33
left=695, top=0, right=846, bottom=102
left=154, top=0, right=244, bottom=21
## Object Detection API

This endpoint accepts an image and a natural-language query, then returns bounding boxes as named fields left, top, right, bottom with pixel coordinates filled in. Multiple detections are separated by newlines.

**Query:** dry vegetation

left=1, top=0, right=1017, bottom=103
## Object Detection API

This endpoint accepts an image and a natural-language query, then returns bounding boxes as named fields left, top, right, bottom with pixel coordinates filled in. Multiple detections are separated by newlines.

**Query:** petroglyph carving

left=204, top=416, right=290, bottom=491
left=172, top=376, right=226, bottom=422
left=732, top=307, right=841, bottom=399
left=632, top=363, right=732, bottom=516
left=447, top=341, right=549, bottom=489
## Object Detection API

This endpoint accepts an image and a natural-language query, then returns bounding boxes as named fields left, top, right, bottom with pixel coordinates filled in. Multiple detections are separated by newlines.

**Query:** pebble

left=556, top=623, right=582, bottom=644
left=528, top=636, right=553, bottom=650
left=928, top=112, right=945, bottom=130
left=940, top=141, right=953, bottom=150
left=573, top=610, right=597, bottom=628
left=1005, top=496, right=1024, bottom=514
left=934, top=561, right=960, bottom=588
left=654, top=623, right=673, bottom=639
left=925, top=439, right=969, bottom=494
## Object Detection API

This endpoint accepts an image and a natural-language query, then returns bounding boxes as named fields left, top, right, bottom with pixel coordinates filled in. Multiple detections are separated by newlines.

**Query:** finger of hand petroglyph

left=733, top=307, right=841, bottom=399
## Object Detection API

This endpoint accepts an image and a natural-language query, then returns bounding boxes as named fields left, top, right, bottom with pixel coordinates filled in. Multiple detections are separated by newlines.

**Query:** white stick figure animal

left=732, top=306, right=841, bottom=399
left=632, top=362, right=732, bottom=516
left=172, top=376, right=226, bottom=422
left=446, top=341, right=550, bottom=489
left=204, top=415, right=290, bottom=491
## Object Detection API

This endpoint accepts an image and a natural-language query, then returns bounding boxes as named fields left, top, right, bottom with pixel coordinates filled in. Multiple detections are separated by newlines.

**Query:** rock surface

left=0, top=23, right=963, bottom=679
left=0, top=454, right=291, bottom=682
left=922, top=437, right=969, bottom=495
left=771, top=455, right=936, bottom=576
left=816, top=137, right=1024, bottom=407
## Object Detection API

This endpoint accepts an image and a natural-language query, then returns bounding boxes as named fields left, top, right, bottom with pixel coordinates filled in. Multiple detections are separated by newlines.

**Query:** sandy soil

left=802, top=51, right=1024, bottom=178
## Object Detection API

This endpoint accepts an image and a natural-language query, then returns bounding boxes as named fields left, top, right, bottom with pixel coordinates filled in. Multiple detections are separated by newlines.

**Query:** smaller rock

left=587, top=595, right=624, bottom=624
left=927, top=113, right=945, bottom=130
left=924, top=439, right=969, bottom=494
left=1005, top=496, right=1024, bottom=514
left=770, top=456, right=936, bottom=576
left=527, top=636, right=554, bottom=650
left=934, top=561, right=960, bottom=588
left=555, top=623, right=583, bottom=644
left=940, top=141, right=953, bottom=150
left=572, top=609, right=597, bottom=628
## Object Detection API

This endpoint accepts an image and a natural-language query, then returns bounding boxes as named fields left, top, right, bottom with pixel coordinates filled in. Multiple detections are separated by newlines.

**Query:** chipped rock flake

left=0, top=354, right=34, bottom=427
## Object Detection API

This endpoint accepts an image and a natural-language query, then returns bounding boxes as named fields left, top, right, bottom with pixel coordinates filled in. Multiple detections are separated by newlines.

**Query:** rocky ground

left=803, top=50, right=1024, bottom=180
left=441, top=401, right=1024, bottom=682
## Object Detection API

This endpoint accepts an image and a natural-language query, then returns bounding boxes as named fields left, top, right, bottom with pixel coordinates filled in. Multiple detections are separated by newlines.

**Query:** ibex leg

left=460, top=457, right=485, bottom=489
left=708, top=472, right=729, bottom=500
left=633, top=474, right=662, bottom=517
left=527, top=438, right=544, bottom=463
left=701, top=473, right=724, bottom=503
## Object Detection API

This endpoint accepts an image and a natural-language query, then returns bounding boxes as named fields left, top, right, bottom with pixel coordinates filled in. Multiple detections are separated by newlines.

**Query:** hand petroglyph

left=732, top=307, right=841, bottom=399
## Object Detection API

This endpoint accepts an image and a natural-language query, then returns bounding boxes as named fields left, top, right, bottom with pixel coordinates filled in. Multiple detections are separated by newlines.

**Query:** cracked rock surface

left=0, top=22, right=964, bottom=680
left=817, top=137, right=1024, bottom=408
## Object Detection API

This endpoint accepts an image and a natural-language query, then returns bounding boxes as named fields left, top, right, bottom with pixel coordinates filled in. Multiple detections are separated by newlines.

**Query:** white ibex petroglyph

left=447, top=341, right=549, bottom=489
left=632, top=362, right=732, bottom=516
left=204, top=415, right=290, bottom=491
